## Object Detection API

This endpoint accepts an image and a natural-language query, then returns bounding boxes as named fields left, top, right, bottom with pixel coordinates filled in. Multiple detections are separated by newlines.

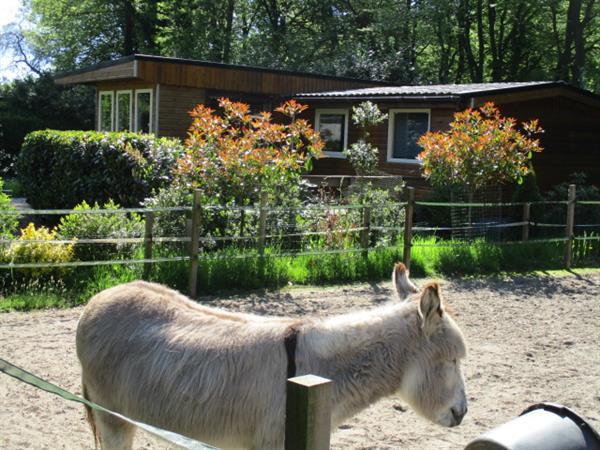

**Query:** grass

left=1, top=236, right=598, bottom=312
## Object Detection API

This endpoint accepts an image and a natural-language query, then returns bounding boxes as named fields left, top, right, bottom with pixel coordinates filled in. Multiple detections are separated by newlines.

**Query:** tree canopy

left=1, top=0, right=599, bottom=92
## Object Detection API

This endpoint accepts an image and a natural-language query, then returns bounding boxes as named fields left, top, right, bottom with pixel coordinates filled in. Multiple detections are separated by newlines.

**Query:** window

left=98, top=91, right=114, bottom=131
left=116, top=90, right=132, bottom=131
left=315, top=109, right=349, bottom=158
left=387, top=109, right=430, bottom=163
left=135, top=89, right=153, bottom=133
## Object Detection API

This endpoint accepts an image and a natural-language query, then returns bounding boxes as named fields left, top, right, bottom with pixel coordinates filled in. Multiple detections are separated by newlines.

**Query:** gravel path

left=1, top=272, right=599, bottom=449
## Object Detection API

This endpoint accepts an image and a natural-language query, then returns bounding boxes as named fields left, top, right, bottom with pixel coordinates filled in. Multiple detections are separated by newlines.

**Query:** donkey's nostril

left=451, top=407, right=465, bottom=425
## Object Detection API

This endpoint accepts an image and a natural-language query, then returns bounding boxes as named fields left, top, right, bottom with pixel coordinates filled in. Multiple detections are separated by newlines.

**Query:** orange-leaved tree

left=417, top=102, right=543, bottom=190
left=173, top=98, right=323, bottom=204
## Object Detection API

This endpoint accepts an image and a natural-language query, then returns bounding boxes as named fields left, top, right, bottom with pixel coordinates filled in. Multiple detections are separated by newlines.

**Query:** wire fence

left=1, top=184, right=599, bottom=296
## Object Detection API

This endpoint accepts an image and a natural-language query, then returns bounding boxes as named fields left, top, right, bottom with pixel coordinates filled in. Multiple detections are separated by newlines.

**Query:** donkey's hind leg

left=94, top=410, right=136, bottom=450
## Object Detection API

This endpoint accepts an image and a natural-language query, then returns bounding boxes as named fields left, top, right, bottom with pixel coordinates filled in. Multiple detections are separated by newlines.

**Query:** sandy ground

left=1, top=272, right=599, bottom=450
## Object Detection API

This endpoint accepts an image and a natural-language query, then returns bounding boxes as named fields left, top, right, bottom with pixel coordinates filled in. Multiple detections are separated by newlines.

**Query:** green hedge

left=17, top=130, right=184, bottom=209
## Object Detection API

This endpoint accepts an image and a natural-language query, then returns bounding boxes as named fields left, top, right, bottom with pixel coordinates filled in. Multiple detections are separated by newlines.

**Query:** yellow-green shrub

left=7, top=223, right=75, bottom=277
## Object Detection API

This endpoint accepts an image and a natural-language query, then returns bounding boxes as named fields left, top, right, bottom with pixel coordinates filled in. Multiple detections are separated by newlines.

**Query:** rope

left=16, top=206, right=192, bottom=216
left=0, top=358, right=218, bottom=450
left=0, top=256, right=190, bottom=270
left=415, top=200, right=568, bottom=207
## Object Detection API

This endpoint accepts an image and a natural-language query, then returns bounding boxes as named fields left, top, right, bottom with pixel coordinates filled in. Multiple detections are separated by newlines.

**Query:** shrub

left=57, top=200, right=144, bottom=261
left=4, top=223, right=74, bottom=278
left=17, top=130, right=184, bottom=209
left=0, top=178, right=19, bottom=239
left=418, top=102, right=544, bottom=190
left=174, top=98, right=323, bottom=206
left=344, top=101, right=387, bottom=176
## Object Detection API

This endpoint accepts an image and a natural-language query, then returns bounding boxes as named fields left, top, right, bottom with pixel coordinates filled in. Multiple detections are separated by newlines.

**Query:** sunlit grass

left=1, top=236, right=597, bottom=311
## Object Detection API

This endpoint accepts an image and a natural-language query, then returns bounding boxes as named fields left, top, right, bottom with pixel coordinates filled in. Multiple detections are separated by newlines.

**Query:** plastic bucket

left=465, top=402, right=600, bottom=450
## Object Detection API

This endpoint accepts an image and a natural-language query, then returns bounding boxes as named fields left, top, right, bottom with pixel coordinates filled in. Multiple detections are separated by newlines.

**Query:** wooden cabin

left=54, top=54, right=385, bottom=140
left=56, top=56, right=599, bottom=192
left=296, top=82, right=600, bottom=191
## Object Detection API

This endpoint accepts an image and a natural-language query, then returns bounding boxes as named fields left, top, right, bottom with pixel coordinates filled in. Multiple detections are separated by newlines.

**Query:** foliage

left=344, top=141, right=380, bottom=177
left=142, top=185, right=192, bottom=240
left=343, top=102, right=387, bottom=177
left=539, top=173, right=600, bottom=226
left=0, top=178, right=19, bottom=239
left=417, top=102, right=544, bottom=190
left=174, top=98, right=323, bottom=205
left=10, top=1, right=599, bottom=92
left=0, top=74, right=94, bottom=173
left=3, top=223, right=74, bottom=278
left=57, top=200, right=144, bottom=261
left=17, top=130, right=183, bottom=209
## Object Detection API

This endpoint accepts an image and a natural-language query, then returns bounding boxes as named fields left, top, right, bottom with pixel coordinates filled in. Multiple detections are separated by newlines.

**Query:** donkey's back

left=77, top=281, right=293, bottom=450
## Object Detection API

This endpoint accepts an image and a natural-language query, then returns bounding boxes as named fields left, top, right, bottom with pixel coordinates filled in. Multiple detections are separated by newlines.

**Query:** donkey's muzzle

left=451, top=405, right=467, bottom=426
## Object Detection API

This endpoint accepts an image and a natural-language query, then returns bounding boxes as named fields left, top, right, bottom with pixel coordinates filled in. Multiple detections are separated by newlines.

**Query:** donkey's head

left=400, top=283, right=468, bottom=427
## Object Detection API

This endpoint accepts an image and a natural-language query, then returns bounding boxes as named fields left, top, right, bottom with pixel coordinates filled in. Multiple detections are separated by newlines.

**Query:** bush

left=0, top=178, right=19, bottom=239
left=4, top=223, right=74, bottom=278
left=174, top=98, right=323, bottom=206
left=418, top=102, right=543, bottom=190
left=17, top=130, right=184, bottom=209
left=57, top=200, right=144, bottom=261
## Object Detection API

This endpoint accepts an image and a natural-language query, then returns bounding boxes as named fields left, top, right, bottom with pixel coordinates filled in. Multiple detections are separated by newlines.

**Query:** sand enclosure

left=1, top=272, right=599, bottom=449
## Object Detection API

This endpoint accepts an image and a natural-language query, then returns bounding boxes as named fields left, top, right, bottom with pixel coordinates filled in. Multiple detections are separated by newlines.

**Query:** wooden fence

left=1, top=184, right=599, bottom=297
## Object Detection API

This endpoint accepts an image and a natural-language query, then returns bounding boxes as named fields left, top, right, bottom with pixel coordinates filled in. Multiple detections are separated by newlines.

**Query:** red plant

left=417, top=102, right=543, bottom=190
left=173, top=98, right=323, bottom=203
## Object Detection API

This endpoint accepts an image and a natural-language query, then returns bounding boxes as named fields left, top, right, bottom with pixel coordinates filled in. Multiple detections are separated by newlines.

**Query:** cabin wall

left=303, top=95, right=600, bottom=194
left=158, top=85, right=206, bottom=139
left=302, top=101, right=458, bottom=191
left=478, top=95, right=600, bottom=190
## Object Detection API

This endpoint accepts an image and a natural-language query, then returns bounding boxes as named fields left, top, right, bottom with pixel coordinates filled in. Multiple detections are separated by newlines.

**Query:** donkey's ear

left=392, top=262, right=419, bottom=301
left=419, top=283, right=443, bottom=336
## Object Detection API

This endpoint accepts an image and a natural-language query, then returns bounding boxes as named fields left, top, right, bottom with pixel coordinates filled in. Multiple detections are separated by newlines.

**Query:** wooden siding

left=158, top=85, right=206, bottom=139
left=493, top=96, right=600, bottom=189
left=55, top=60, right=136, bottom=85
left=304, top=95, right=600, bottom=192
left=136, top=59, right=379, bottom=95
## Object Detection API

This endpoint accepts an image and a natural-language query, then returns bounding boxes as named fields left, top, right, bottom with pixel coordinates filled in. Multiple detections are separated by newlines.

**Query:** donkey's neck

left=300, top=302, right=420, bottom=425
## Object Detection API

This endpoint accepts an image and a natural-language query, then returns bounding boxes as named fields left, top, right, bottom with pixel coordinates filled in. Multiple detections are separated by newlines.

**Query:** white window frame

left=386, top=108, right=430, bottom=164
left=115, top=90, right=133, bottom=131
left=98, top=91, right=114, bottom=132
left=315, top=108, right=349, bottom=159
left=134, top=88, right=154, bottom=133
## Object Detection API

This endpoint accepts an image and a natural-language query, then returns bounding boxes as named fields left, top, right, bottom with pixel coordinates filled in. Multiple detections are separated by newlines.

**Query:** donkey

left=76, top=264, right=467, bottom=450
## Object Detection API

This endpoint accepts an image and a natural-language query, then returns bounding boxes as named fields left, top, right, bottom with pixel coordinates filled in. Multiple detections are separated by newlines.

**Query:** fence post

left=188, top=190, right=202, bottom=298
left=521, top=202, right=531, bottom=241
left=143, top=211, right=154, bottom=279
left=258, top=191, right=268, bottom=256
left=361, top=203, right=371, bottom=258
left=285, top=375, right=332, bottom=450
left=403, top=187, right=415, bottom=270
left=564, top=184, right=576, bottom=269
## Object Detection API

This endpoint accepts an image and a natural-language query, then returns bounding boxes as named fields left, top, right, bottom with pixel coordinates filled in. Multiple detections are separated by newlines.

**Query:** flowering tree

left=173, top=98, right=323, bottom=204
left=417, top=102, right=544, bottom=190
left=344, top=101, right=387, bottom=176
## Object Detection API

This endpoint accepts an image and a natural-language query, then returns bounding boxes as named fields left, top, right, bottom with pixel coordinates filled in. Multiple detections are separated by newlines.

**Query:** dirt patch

left=1, top=272, right=599, bottom=449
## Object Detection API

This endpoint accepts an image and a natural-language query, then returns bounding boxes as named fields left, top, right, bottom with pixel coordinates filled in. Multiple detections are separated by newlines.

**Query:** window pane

left=99, top=93, right=113, bottom=131
left=136, top=91, right=152, bottom=133
left=116, top=93, right=131, bottom=131
left=392, top=112, right=428, bottom=159
left=319, top=113, right=345, bottom=152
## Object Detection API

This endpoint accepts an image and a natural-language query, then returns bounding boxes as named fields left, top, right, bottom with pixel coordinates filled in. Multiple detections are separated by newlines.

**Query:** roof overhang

left=54, top=54, right=390, bottom=87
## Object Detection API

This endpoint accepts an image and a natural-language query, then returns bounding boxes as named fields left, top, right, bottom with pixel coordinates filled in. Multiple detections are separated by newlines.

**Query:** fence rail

left=2, top=184, right=599, bottom=294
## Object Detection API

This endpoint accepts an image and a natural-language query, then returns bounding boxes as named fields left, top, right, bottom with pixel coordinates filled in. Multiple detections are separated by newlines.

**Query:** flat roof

left=295, top=81, right=600, bottom=101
